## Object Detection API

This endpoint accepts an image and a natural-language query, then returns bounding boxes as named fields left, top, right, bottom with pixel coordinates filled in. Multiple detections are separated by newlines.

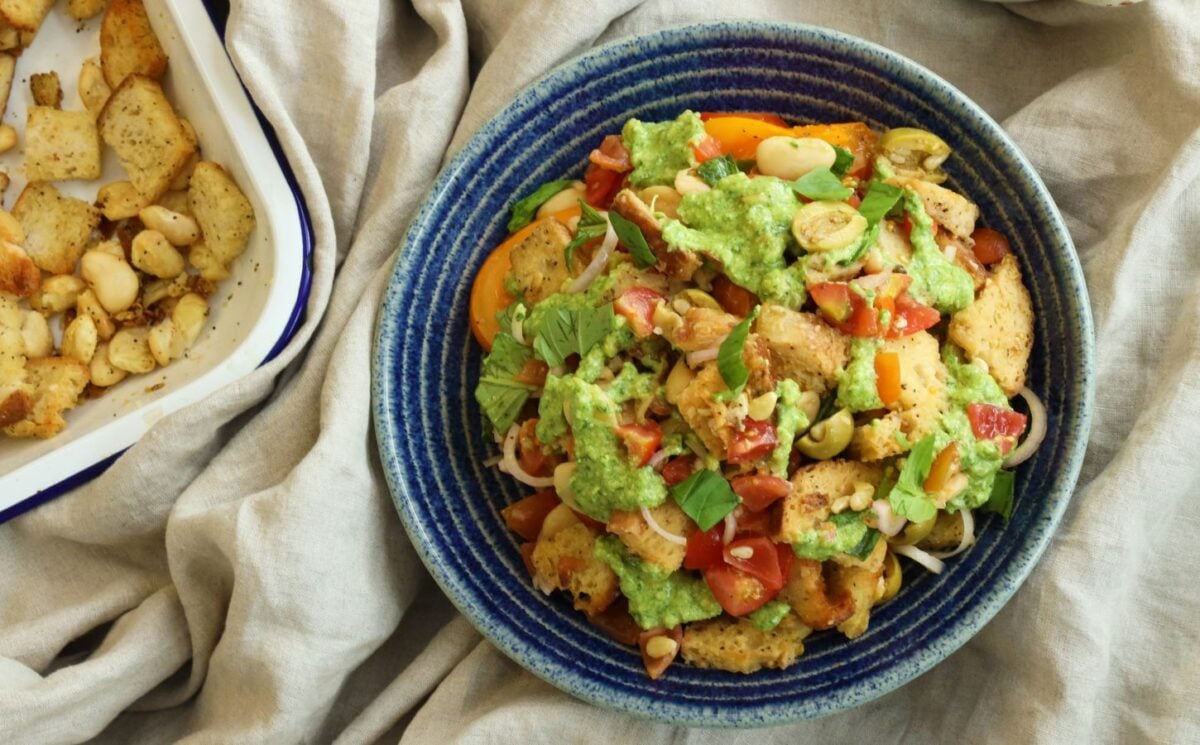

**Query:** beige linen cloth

left=1, top=0, right=1197, bottom=742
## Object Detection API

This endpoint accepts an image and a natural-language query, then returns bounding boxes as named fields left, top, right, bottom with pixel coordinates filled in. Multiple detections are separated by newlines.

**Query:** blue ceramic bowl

left=373, top=21, right=1094, bottom=726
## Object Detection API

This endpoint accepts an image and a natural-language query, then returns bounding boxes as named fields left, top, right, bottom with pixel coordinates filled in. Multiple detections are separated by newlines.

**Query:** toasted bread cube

left=0, top=317, right=31, bottom=427
left=3, top=356, right=89, bottom=438
left=13, top=182, right=101, bottom=275
left=888, top=177, right=979, bottom=239
left=187, top=161, right=255, bottom=268
left=849, top=410, right=906, bottom=462
left=947, top=254, right=1034, bottom=396
left=0, top=240, right=39, bottom=297
left=670, top=306, right=738, bottom=353
left=677, top=363, right=735, bottom=460
left=755, top=303, right=850, bottom=394
left=0, top=52, right=13, bottom=114
left=507, top=218, right=572, bottom=305
left=25, top=107, right=103, bottom=181
left=681, top=614, right=810, bottom=674
left=531, top=522, right=618, bottom=617
left=607, top=501, right=694, bottom=572
left=830, top=559, right=885, bottom=639
left=0, top=0, right=53, bottom=32
left=96, top=180, right=148, bottom=221
left=29, top=71, right=60, bottom=108
left=777, top=460, right=882, bottom=543
left=100, top=0, right=167, bottom=89
left=883, top=330, right=948, bottom=442
left=68, top=0, right=108, bottom=21
left=99, top=75, right=195, bottom=201
left=79, top=58, right=112, bottom=117
left=781, top=558, right=854, bottom=630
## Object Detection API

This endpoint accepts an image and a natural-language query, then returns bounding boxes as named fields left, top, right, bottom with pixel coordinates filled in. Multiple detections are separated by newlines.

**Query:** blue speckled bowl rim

left=372, top=20, right=1095, bottom=727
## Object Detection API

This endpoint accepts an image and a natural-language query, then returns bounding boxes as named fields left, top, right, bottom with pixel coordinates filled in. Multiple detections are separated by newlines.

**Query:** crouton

left=883, top=330, right=948, bottom=442
left=888, top=177, right=979, bottom=239
left=13, top=182, right=101, bottom=275
left=0, top=0, right=54, bottom=32
left=531, top=522, right=618, bottom=617
left=610, top=189, right=700, bottom=280
left=670, top=306, right=738, bottom=352
left=681, top=613, right=810, bottom=673
left=0, top=23, right=16, bottom=52
left=187, top=161, right=255, bottom=268
left=25, top=107, right=103, bottom=181
left=79, top=58, right=111, bottom=117
left=99, top=75, right=196, bottom=201
left=780, top=558, right=855, bottom=630
left=755, top=303, right=850, bottom=394
left=777, top=460, right=882, bottom=543
left=29, top=71, right=60, bottom=108
left=96, top=180, right=149, bottom=220
left=0, top=312, right=30, bottom=427
left=507, top=218, right=572, bottom=305
left=3, top=356, right=89, bottom=438
left=676, top=363, right=735, bottom=459
left=607, top=501, right=694, bottom=572
left=849, top=411, right=905, bottom=461
left=100, top=0, right=167, bottom=89
left=947, top=254, right=1034, bottom=396
left=0, top=240, right=38, bottom=297
left=68, top=0, right=108, bottom=21
left=830, top=559, right=884, bottom=639
left=0, top=52, right=13, bottom=114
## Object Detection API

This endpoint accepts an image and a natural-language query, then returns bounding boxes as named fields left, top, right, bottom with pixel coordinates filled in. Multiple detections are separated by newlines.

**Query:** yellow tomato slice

left=703, top=117, right=879, bottom=177
left=469, top=206, right=581, bottom=350
left=703, top=116, right=794, bottom=159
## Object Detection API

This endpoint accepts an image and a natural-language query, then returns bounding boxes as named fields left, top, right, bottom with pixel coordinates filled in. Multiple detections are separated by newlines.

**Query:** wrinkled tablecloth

left=2, top=0, right=1198, bottom=742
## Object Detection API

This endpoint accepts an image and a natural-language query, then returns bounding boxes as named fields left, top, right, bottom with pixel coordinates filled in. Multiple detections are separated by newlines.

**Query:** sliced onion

left=641, top=506, right=688, bottom=546
left=646, top=449, right=672, bottom=470
left=498, top=424, right=554, bottom=488
left=722, top=512, right=737, bottom=544
left=872, top=499, right=907, bottom=537
left=483, top=455, right=503, bottom=467
left=931, top=508, right=975, bottom=559
left=892, top=543, right=946, bottom=574
left=1004, top=386, right=1047, bottom=467
left=854, top=267, right=895, bottom=292
left=566, top=217, right=617, bottom=293
left=685, top=347, right=721, bottom=367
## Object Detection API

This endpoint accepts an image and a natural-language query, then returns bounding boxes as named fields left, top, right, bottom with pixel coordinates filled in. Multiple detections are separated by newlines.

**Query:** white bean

left=755, top=136, right=837, bottom=180
left=89, top=342, right=127, bottom=387
left=535, top=181, right=586, bottom=219
left=172, top=292, right=209, bottom=346
left=20, top=311, right=52, bottom=358
left=639, top=185, right=682, bottom=220
left=131, top=230, right=186, bottom=278
left=76, top=289, right=115, bottom=340
left=107, top=327, right=156, bottom=374
left=81, top=251, right=139, bottom=313
left=147, top=319, right=185, bottom=366
left=31, top=275, right=85, bottom=315
left=674, top=169, right=710, bottom=195
left=62, top=314, right=98, bottom=363
left=138, top=206, right=201, bottom=246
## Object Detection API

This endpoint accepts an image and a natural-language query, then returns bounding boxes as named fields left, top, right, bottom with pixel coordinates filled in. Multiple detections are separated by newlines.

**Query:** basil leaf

left=507, top=179, right=575, bottom=233
left=474, top=377, right=534, bottom=434
left=671, top=469, right=739, bottom=531
left=717, top=306, right=760, bottom=397
left=983, top=469, right=1015, bottom=520
left=887, top=434, right=938, bottom=522
left=845, top=525, right=882, bottom=560
left=531, top=304, right=614, bottom=367
left=736, top=158, right=757, bottom=173
left=696, top=154, right=740, bottom=186
left=482, top=332, right=531, bottom=378
left=814, top=392, right=839, bottom=425
left=857, top=181, right=903, bottom=226
left=564, top=201, right=608, bottom=270
left=607, top=210, right=657, bottom=269
left=830, top=145, right=855, bottom=178
left=791, top=167, right=853, bottom=201
left=576, top=303, right=615, bottom=358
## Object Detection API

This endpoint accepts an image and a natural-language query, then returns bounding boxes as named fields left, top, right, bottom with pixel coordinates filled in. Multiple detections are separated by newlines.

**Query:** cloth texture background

left=2, top=0, right=1197, bottom=742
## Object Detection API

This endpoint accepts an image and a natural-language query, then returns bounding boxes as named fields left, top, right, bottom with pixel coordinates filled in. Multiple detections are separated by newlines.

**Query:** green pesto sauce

left=524, top=274, right=617, bottom=339
left=768, top=379, right=808, bottom=477
left=902, top=190, right=974, bottom=313
left=621, top=110, right=706, bottom=188
left=938, top=345, right=1009, bottom=511
left=559, top=377, right=668, bottom=521
left=748, top=600, right=792, bottom=631
left=661, top=173, right=803, bottom=302
left=594, top=536, right=722, bottom=629
left=837, top=338, right=883, bottom=412
left=792, top=510, right=874, bottom=561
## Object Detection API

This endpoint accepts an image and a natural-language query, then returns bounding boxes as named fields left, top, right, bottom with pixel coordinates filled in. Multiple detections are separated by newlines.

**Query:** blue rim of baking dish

left=372, top=20, right=1094, bottom=726
left=0, top=0, right=314, bottom=525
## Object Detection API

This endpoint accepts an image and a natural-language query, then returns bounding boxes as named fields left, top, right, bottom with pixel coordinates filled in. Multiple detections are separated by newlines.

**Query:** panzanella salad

left=469, top=111, right=1042, bottom=679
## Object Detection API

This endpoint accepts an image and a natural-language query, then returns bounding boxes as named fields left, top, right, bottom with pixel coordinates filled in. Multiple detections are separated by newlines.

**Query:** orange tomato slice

left=874, top=351, right=902, bottom=407
left=469, top=206, right=581, bottom=350
left=703, top=117, right=879, bottom=176
left=703, top=116, right=795, bottom=159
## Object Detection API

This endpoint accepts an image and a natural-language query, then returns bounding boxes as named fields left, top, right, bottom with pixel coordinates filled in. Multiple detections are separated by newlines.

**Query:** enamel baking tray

left=0, top=0, right=313, bottom=522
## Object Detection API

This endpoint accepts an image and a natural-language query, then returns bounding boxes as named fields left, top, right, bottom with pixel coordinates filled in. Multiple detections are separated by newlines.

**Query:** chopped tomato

left=584, top=163, right=623, bottom=207
left=730, top=474, right=792, bottom=512
left=660, top=455, right=696, bottom=486
left=874, top=351, right=902, bottom=407
left=572, top=509, right=607, bottom=532
left=614, top=421, right=663, bottom=467
left=903, top=214, right=939, bottom=241
left=810, top=282, right=878, bottom=337
left=513, top=358, right=549, bottom=387
left=516, top=419, right=556, bottom=477
left=613, top=286, right=665, bottom=338
left=775, top=542, right=795, bottom=585
left=726, top=419, right=778, bottom=465
left=588, top=598, right=642, bottom=645
left=723, top=536, right=785, bottom=592
left=704, top=564, right=773, bottom=616
left=691, top=134, right=725, bottom=163
left=638, top=626, right=683, bottom=680
left=923, top=442, right=959, bottom=493
left=971, top=227, right=1012, bottom=265
left=889, top=292, right=941, bottom=337
left=967, top=403, right=1028, bottom=455
left=734, top=504, right=776, bottom=537
left=589, top=134, right=631, bottom=172
left=684, top=525, right=725, bottom=570
left=711, top=275, right=758, bottom=317
left=847, top=192, right=862, bottom=209
left=518, top=542, right=537, bottom=577
left=700, top=111, right=789, bottom=127
left=502, top=489, right=560, bottom=542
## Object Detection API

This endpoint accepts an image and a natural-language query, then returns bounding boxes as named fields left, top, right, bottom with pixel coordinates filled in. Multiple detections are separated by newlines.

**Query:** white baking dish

left=0, top=0, right=312, bottom=520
